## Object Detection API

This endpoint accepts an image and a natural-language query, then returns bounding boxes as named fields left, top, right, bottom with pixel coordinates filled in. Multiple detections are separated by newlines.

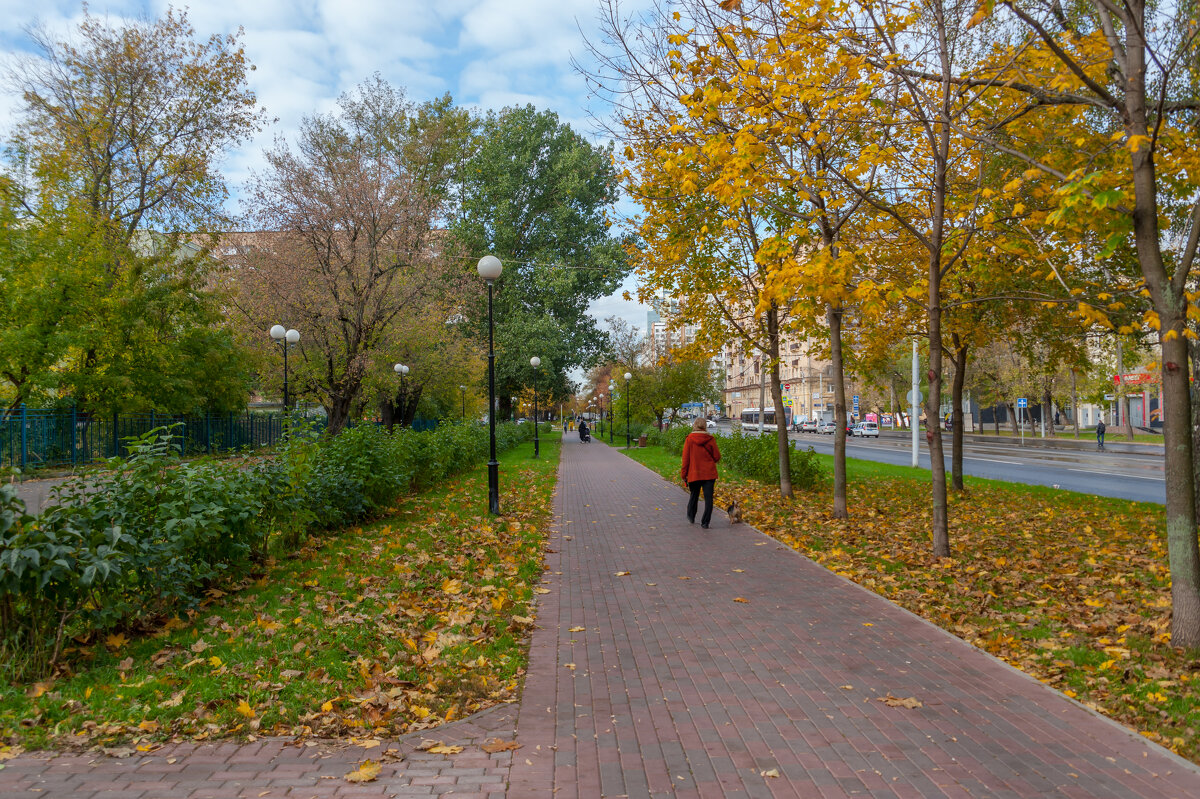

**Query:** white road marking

left=1067, top=468, right=1163, bottom=481
left=965, top=457, right=1025, bottom=465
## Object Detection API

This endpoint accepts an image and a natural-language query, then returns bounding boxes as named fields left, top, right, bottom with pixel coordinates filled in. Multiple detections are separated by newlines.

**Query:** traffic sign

left=906, top=389, right=923, bottom=406
left=852, top=395, right=860, bottom=413
left=1017, top=397, right=1028, bottom=408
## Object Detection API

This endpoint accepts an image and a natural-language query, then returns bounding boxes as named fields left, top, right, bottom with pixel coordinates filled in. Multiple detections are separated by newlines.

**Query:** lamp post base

left=488, top=461, right=500, bottom=515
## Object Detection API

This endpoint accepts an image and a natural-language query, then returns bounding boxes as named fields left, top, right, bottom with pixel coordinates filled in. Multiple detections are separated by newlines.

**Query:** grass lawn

left=0, top=436, right=560, bottom=752
left=624, top=441, right=1199, bottom=764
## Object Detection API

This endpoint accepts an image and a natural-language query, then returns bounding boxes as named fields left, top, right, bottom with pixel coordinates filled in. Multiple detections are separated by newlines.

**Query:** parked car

left=706, top=419, right=717, bottom=430
left=818, top=420, right=837, bottom=434
left=850, top=422, right=863, bottom=437
left=857, top=421, right=879, bottom=438
left=800, top=419, right=818, bottom=433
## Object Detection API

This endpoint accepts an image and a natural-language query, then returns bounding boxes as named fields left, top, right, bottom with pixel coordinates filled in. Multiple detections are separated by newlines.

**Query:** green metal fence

left=0, top=407, right=439, bottom=471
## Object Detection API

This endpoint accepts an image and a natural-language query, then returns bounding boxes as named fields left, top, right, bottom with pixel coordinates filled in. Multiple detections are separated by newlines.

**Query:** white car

left=800, top=419, right=818, bottom=433
left=817, top=420, right=837, bottom=434
left=706, top=419, right=718, bottom=430
left=855, top=421, right=880, bottom=438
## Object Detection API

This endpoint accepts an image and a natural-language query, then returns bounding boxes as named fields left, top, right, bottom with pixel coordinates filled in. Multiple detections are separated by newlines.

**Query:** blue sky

left=0, top=0, right=651, bottom=333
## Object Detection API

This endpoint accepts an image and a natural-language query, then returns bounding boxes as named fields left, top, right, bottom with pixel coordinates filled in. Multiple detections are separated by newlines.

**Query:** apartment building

left=722, top=335, right=862, bottom=424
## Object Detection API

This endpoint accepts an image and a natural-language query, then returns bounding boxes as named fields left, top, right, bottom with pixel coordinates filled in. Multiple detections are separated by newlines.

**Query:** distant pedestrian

left=681, top=416, right=721, bottom=528
left=579, top=420, right=590, bottom=443
left=1096, top=418, right=1106, bottom=451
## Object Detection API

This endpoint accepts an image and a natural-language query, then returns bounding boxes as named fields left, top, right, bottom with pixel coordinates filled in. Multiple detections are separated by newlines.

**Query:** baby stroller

left=579, top=422, right=591, bottom=443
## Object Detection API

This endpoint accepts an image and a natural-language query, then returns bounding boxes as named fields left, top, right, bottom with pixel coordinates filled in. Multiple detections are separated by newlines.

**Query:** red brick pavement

left=508, top=436, right=1200, bottom=798
left=0, top=705, right=517, bottom=798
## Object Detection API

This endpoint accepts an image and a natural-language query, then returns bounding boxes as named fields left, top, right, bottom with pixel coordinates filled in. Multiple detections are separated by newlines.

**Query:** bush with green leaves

left=649, top=427, right=821, bottom=490
left=0, top=420, right=533, bottom=681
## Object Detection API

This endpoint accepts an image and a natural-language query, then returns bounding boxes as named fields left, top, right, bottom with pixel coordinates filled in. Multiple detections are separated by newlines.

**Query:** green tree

left=451, top=105, right=630, bottom=419
left=2, top=8, right=263, bottom=415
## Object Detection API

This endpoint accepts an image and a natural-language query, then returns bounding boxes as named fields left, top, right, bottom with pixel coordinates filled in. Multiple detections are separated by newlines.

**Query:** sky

left=0, top=0, right=654, bottom=335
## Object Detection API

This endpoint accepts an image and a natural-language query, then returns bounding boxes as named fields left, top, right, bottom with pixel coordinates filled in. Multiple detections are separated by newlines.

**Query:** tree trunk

left=1042, top=387, right=1055, bottom=438
left=1006, top=401, right=1019, bottom=438
left=1071, top=369, right=1080, bottom=439
left=993, top=402, right=1000, bottom=434
left=949, top=334, right=967, bottom=492
left=828, top=305, right=847, bottom=519
left=926, top=260, right=948, bottom=557
left=326, top=394, right=354, bottom=436
left=767, top=307, right=792, bottom=499
left=1191, top=338, right=1200, bottom=523
left=1117, top=338, right=1136, bottom=440
left=380, top=395, right=396, bottom=433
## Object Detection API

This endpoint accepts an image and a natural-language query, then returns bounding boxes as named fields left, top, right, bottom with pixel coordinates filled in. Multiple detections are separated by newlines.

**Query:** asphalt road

left=726, top=425, right=1166, bottom=505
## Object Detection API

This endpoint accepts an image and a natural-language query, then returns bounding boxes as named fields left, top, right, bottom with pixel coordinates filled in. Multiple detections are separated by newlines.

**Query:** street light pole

left=608, top=380, right=615, bottom=443
left=477, top=255, right=503, bottom=515
left=269, top=325, right=300, bottom=414
left=393, top=363, right=409, bottom=427
left=624, top=372, right=632, bottom=448
left=530, top=357, right=541, bottom=458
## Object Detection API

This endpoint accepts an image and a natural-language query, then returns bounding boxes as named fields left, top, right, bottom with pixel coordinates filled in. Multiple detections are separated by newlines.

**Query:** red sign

left=1112, top=372, right=1157, bottom=386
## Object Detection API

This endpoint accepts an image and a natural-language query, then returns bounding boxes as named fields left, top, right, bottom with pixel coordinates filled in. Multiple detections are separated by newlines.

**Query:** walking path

left=4, top=436, right=1200, bottom=797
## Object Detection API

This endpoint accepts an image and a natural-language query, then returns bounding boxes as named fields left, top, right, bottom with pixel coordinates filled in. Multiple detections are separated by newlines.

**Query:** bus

left=738, top=408, right=778, bottom=432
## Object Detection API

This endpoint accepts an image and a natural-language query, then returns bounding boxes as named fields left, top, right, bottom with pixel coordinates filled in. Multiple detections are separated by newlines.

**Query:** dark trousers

left=687, top=479, right=716, bottom=525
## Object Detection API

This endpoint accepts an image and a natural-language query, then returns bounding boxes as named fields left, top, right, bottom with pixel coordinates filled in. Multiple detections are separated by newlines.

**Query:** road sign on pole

left=1016, top=397, right=1028, bottom=408
left=906, top=389, right=923, bottom=406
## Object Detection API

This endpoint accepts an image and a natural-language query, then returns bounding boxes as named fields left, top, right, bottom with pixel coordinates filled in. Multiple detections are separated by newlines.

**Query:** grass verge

left=623, top=441, right=1199, bottom=764
left=0, top=436, right=560, bottom=753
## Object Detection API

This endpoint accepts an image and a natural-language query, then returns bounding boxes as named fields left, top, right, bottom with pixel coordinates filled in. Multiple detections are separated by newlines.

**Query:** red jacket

left=681, top=432, right=721, bottom=483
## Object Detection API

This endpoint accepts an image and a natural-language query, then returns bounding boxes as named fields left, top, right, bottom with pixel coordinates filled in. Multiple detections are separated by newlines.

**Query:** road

left=720, top=424, right=1166, bottom=504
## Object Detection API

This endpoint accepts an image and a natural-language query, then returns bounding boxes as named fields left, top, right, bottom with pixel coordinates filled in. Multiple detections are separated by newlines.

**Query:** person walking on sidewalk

left=1096, top=418, right=1107, bottom=451
left=681, top=416, right=721, bottom=528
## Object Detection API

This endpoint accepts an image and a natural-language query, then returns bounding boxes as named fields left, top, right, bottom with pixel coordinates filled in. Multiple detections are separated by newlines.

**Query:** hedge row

left=0, top=421, right=533, bottom=681
left=648, top=426, right=822, bottom=489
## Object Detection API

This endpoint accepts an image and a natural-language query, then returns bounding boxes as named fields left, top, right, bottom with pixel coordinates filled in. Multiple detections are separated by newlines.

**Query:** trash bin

left=637, top=434, right=648, bottom=448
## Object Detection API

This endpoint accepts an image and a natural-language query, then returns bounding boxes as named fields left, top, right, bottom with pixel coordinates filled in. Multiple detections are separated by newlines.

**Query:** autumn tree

left=239, top=78, right=470, bottom=434
left=2, top=7, right=263, bottom=414
left=962, top=0, right=1200, bottom=646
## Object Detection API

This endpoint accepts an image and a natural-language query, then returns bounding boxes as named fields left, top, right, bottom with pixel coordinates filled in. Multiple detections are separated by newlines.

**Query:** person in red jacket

left=681, top=416, right=721, bottom=528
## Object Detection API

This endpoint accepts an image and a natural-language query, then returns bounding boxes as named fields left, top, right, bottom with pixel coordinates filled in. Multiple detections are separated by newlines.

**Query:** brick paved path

left=0, top=705, right=518, bottom=798
left=508, top=437, right=1200, bottom=798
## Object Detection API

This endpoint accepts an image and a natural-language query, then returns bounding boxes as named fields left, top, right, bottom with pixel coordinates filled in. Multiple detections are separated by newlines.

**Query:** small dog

left=726, top=499, right=743, bottom=524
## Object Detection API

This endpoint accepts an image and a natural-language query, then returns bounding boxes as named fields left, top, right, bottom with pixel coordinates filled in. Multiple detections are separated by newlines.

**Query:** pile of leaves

left=628, top=447, right=1199, bottom=764
left=0, top=437, right=557, bottom=750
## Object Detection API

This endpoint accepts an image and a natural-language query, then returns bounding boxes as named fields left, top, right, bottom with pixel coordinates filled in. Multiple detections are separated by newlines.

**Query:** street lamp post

left=624, top=372, right=633, bottom=448
left=269, top=325, right=300, bottom=414
left=608, top=380, right=615, bottom=443
left=459, top=385, right=467, bottom=422
left=598, top=393, right=605, bottom=437
left=393, top=363, right=409, bottom=427
left=477, top=255, right=503, bottom=515
left=530, top=357, right=541, bottom=458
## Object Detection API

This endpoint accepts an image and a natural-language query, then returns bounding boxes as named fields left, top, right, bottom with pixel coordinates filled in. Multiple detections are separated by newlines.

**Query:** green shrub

left=0, top=419, right=533, bottom=681
left=650, top=427, right=821, bottom=490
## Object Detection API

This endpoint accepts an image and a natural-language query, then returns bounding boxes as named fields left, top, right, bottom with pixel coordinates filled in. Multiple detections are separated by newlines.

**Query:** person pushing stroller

left=579, top=419, right=591, bottom=443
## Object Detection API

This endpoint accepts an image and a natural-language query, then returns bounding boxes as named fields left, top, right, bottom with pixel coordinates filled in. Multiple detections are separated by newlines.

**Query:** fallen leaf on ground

left=534, top=588, right=551, bottom=594
left=427, top=744, right=464, bottom=754
left=761, top=768, right=780, bottom=777
left=344, top=760, right=381, bottom=783
left=614, top=571, right=631, bottom=576
left=878, top=695, right=923, bottom=709
left=565, top=663, right=576, bottom=670
left=481, top=738, right=523, bottom=753
left=733, top=597, right=749, bottom=603
left=839, top=685, right=853, bottom=690
left=568, top=626, right=585, bottom=632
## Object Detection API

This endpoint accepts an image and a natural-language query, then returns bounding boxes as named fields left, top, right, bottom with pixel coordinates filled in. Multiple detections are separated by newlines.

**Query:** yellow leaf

left=208, top=656, right=223, bottom=669
left=236, top=700, right=256, bottom=718
left=878, top=695, right=923, bottom=709
left=106, top=633, right=129, bottom=649
left=441, top=579, right=463, bottom=595
left=534, top=588, right=551, bottom=595
left=481, top=738, right=523, bottom=753
left=344, top=760, right=381, bottom=783
left=321, top=700, right=334, bottom=712
left=614, top=571, right=631, bottom=577
left=733, top=597, right=749, bottom=603
left=427, top=744, right=464, bottom=754
left=760, top=767, right=781, bottom=778
left=568, top=626, right=585, bottom=633
left=137, top=720, right=159, bottom=733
